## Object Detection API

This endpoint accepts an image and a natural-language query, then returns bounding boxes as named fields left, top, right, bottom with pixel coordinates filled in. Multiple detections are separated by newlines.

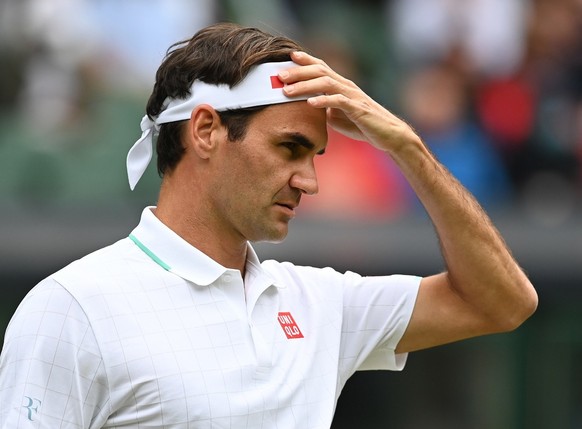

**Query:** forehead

left=248, top=101, right=328, bottom=149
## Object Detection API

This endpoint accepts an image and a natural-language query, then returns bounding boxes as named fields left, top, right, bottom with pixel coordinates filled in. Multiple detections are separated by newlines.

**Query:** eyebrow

left=283, top=132, right=326, bottom=155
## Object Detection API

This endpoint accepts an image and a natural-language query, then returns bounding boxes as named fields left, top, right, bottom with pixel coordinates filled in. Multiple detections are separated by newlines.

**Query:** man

left=0, top=23, right=537, bottom=428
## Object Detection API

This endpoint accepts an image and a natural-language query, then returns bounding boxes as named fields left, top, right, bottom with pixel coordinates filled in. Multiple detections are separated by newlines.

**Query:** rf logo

left=23, top=396, right=42, bottom=421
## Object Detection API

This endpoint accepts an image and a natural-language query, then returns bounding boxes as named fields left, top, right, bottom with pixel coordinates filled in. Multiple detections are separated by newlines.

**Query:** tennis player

left=0, top=22, right=537, bottom=428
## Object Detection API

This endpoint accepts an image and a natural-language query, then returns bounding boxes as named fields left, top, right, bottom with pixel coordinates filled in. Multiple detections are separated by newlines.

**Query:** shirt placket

left=244, top=268, right=280, bottom=380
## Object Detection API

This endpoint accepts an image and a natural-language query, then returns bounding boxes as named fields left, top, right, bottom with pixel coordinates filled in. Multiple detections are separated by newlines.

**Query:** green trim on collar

left=129, top=234, right=171, bottom=271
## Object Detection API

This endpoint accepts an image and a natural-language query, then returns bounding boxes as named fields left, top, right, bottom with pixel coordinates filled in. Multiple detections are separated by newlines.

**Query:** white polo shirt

left=0, top=207, right=420, bottom=429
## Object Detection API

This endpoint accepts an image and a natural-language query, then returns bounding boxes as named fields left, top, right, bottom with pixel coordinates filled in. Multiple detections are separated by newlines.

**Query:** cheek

left=222, top=139, right=291, bottom=203
left=232, top=152, right=284, bottom=193
left=217, top=160, right=267, bottom=211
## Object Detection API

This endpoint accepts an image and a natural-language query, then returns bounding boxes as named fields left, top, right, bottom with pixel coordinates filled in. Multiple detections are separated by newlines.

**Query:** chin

left=261, top=236, right=287, bottom=244
left=251, top=226, right=289, bottom=244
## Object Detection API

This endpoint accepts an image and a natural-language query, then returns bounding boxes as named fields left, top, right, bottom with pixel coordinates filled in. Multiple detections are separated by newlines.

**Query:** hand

left=279, top=51, right=421, bottom=154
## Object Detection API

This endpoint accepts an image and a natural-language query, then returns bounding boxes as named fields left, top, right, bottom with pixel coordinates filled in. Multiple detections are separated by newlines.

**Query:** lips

left=276, top=202, right=297, bottom=210
left=274, top=200, right=298, bottom=218
left=273, top=192, right=301, bottom=218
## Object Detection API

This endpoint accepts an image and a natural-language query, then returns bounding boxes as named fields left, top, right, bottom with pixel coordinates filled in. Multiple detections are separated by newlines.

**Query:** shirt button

left=223, top=273, right=232, bottom=282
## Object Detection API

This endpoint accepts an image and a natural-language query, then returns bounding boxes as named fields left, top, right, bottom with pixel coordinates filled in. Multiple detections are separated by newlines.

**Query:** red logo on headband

left=270, top=75, right=285, bottom=89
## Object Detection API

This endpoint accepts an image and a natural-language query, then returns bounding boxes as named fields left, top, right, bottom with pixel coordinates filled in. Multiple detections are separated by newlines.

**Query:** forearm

left=389, top=137, right=537, bottom=330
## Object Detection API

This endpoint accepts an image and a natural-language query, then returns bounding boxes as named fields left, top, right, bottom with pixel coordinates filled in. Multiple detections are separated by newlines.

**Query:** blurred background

left=0, top=0, right=581, bottom=427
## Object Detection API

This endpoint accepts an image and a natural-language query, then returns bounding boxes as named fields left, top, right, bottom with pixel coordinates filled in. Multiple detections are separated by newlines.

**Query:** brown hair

left=147, top=22, right=305, bottom=177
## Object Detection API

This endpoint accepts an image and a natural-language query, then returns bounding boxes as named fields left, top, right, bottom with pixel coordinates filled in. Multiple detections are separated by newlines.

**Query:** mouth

left=277, top=202, right=296, bottom=209
left=274, top=202, right=297, bottom=218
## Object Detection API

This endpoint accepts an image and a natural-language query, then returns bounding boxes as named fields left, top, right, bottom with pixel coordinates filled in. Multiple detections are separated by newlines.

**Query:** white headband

left=126, top=61, right=310, bottom=190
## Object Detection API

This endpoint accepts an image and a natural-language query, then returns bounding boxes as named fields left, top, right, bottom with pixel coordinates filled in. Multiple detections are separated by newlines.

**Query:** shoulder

left=53, top=237, right=139, bottom=277
left=260, top=259, right=420, bottom=292
left=261, top=259, right=353, bottom=284
left=8, top=277, right=86, bottom=332
left=261, top=259, right=421, bottom=308
left=38, top=237, right=172, bottom=326
left=52, top=237, right=163, bottom=296
left=3, top=277, right=100, bottom=366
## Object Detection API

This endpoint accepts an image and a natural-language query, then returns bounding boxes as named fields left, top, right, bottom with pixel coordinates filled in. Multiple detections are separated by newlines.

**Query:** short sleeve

left=0, top=278, right=109, bottom=429
left=340, top=273, right=420, bottom=373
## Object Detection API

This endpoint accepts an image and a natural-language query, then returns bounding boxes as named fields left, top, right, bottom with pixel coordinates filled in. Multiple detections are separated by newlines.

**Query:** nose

left=289, top=161, right=319, bottom=195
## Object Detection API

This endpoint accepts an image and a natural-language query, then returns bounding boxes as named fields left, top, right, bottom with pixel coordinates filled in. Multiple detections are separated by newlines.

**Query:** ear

left=186, top=104, right=224, bottom=159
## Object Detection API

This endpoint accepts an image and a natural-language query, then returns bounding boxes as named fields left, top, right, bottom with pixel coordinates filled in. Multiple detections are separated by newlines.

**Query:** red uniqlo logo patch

left=277, top=312, right=304, bottom=339
left=270, top=75, right=284, bottom=89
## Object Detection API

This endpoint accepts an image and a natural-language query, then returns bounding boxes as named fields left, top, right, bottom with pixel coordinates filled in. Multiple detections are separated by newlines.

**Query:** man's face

left=209, top=101, right=328, bottom=243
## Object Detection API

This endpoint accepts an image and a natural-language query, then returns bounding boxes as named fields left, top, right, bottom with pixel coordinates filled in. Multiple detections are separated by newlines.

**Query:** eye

left=281, top=142, right=302, bottom=157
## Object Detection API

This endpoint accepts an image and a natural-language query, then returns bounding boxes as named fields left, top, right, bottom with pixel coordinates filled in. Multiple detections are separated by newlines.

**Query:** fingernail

left=284, top=84, right=295, bottom=94
left=279, top=70, right=289, bottom=79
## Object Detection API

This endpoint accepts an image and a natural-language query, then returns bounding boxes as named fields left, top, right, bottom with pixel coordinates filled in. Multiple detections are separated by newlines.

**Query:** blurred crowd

left=0, top=0, right=581, bottom=225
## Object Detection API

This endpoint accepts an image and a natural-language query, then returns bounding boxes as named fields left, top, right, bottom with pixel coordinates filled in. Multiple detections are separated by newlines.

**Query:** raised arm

left=279, top=51, right=538, bottom=353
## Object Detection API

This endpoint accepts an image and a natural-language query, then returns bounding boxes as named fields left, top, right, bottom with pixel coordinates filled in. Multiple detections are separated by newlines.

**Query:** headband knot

left=140, top=115, right=156, bottom=133
left=126, top=115, right=156, bottom=190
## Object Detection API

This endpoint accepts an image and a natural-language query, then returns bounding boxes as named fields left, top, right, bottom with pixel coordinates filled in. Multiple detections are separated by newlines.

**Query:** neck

left=155, top=181, right=248, bottom=275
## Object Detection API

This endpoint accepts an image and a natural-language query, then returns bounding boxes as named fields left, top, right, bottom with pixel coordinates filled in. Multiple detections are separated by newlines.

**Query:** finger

left=283, top=74, right=359, bottom=100
left=306, top=93, right=354, bottom=112
left=279, top=53, right=347, bottom=86
left=279, top=64, right=336, bottom=87
left=290, top=51, right=328, bottom=67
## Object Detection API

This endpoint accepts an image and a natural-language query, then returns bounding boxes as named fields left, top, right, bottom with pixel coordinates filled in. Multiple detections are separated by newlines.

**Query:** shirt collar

left=129, top=206, right=269, bottom=286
